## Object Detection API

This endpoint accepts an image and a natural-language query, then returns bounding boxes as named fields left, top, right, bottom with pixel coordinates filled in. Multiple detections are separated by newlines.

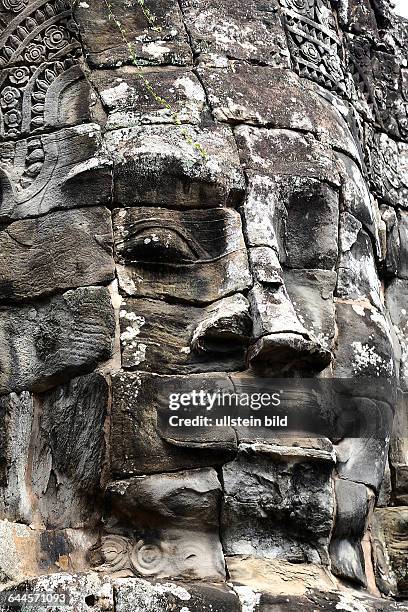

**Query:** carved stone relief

left=0, top=0, right=408, bottom=608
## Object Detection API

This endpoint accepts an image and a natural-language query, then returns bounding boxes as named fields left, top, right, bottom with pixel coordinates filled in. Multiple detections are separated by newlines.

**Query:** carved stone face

left=0, top=0, right=408, bottom=605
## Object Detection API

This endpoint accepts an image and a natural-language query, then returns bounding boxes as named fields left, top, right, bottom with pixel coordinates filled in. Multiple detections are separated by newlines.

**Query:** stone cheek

left=118, top=295, right=251, bottom=374
left=0, top=374, right=109, bottom=530
left=334, top=302, right=395, bottom=380
left=0, top=207, right=115, bottom=302
left=0, top=287, right=115, bottom=395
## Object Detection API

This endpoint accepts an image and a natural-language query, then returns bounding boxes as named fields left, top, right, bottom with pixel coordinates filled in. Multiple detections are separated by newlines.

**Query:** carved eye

left=119, top=226, right=203, bottom=264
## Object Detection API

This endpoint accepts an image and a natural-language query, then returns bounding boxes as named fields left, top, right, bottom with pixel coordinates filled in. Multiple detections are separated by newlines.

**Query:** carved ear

left=191, top=295, right=252, bottom=354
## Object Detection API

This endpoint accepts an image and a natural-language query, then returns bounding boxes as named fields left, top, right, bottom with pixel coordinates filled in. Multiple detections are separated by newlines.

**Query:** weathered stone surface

left=221, top=443, right=335, bottom=564
left=274, top=178, right=339, bottom=270
left=330, top=479, right=370, bottom=586
left=180, top=0, right=289, bottom=66
left=241, top=174, right=339, bottom=272
left=395, top=211, right=408, bottom=279
left=35, top=374, right=108, bottom=529
left=102, top=469, right=225, bottom=580
left=0, top=207, right=114, bottom=302
left=226, top=556, right=337, bottom=597
left=0, top=125, right=112, bottom=222
left=235, top=126, right=340, bottom=186
left=386, top=279, right=408, bottom=390
left=336, top=152, right=381, bottom=250
left=0, top=374, right=108, bottom=529
left=0, top=572, right=115, bottom=610
left=0, top=520, right=45, bottom=584
left=334, top=302, right=395, bottom=379
left=0, top=402, right=6, bottom=487
left=201, top=66, right=359, bottom=160
left=119, top=295, right=251, bottom=373
left=239, top=174, right=280, bottom=250
left=89, top=67, right=206, bottom=129
left=115, top=580, right=241, bottom=612
left=114, top=206, right=251, bottom=303
left=255, top=590, right=408, bottom=611
left=2, top=572, right=408, bottom=612
left=0, top=574, right=243, bottom=612
left=0, top=391, right=34, bottom=524
left=0, top=287, right=114, bottom=395
left=381, top=205, right=400, bottom=277
left=284, top=269, right=336, bottom=352
left=337, top=213, right=382, bottom=310
left=390, top=392, right=408, bottom=504
left=372, top=507, right=408, bottom=598
left=337, top=0, right=379, bottom=34
left=105, top=124, right=245, bottom=209
left=74, top=0, right=192, bottom=68
left=335, top=435, right=391, bottom=493
left=0, top=522, right=96, bottom=586
left=378, top=458, right=393, bottom=508
left=111, top=371, right=236, bottom=477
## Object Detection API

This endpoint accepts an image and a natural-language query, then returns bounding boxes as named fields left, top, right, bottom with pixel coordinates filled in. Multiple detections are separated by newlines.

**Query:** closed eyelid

left=116, top=222, right=210, bottom=262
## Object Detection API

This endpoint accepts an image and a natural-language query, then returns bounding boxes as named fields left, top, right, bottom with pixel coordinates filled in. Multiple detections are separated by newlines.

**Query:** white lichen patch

left=174, top=76, right=206, bottom=103
left=233, top=586, right=261, bottom=612
left=131, top=343, right=147, bottom=365
left=120, top=326, right=139, bottom=343
left=142, top=42, right=171, bottom=59
left=153, top=582, right=191, bottom=601
left=351, top=341, right=393, bottom=376
left=101, top=81, right=133, bottom=107
left=335, top=593, right=367, bottom=612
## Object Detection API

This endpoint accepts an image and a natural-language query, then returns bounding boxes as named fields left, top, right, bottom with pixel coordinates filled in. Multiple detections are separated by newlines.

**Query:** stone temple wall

left=0, top=0, right=407, bottom=610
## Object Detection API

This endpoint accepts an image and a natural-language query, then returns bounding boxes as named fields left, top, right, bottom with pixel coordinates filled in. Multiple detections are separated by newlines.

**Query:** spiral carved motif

left=130, top=540, right=166, bottom=576
left=2, top=0, right=28, bottom=12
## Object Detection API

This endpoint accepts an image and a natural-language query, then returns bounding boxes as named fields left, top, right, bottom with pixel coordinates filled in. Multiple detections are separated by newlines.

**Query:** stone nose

left=247, top=247, right=332, bottom=374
